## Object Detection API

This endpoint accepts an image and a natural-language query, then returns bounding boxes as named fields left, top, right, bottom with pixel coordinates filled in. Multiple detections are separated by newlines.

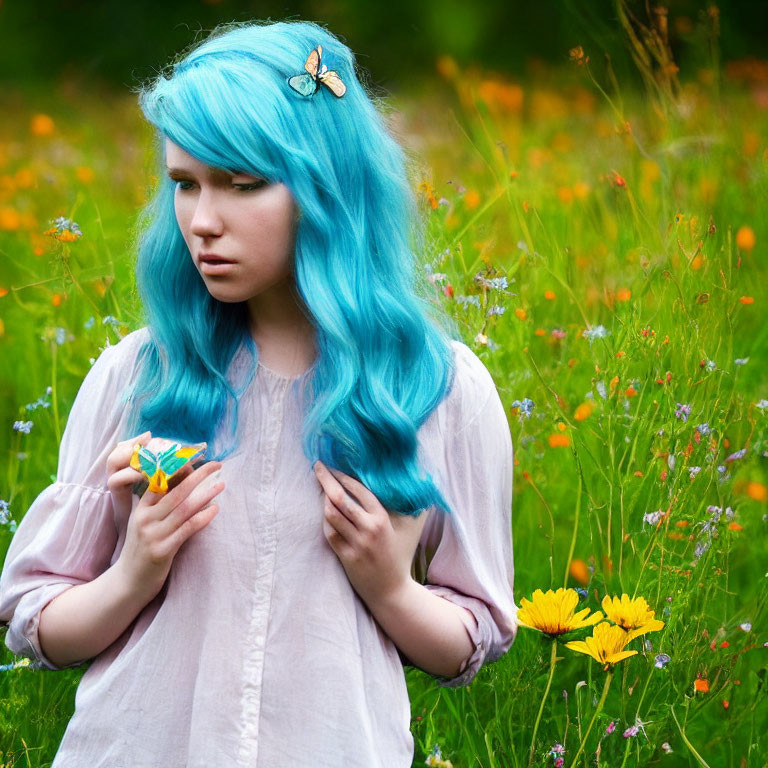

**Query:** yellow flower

left=516, top=588, right=603, bottom=637
left=601, top=594, right=665, bottom=641
left=564, top=621, right=638, bottom=668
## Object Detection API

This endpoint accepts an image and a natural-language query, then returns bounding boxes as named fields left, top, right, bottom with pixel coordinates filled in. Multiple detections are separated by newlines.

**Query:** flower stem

left=528, top=638, right=558, bottom=767
left=569, top=669, right=613, bottom=767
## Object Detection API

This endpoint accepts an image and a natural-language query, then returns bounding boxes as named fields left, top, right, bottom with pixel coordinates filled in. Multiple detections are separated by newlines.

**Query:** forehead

left=164, top=138, right=231, bottom=178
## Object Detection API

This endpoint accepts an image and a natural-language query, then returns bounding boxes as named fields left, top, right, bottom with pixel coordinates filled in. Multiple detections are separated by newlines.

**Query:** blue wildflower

left=654, top=653, right=671, bottom=669
left=84, top=316, right=96, bottom=329
left=455, top=295, right=481, bottom=310
left=13, top=421, right=33, bottom=434
left=675, top=403, right=691, bottom=422
left=695, top=539, right=710, bottom=557
left=511, top=398, right=535, bottom=418
left=696, top=423, right=711, bottom=435
left=583, top=325, right=609, bottom=342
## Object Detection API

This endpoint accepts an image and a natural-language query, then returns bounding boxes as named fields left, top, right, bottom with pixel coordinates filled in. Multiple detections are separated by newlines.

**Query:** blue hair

left=124, top=20, right=462, bottom=517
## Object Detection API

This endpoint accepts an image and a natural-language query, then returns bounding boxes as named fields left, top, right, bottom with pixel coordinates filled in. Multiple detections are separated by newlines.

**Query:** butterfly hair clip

left=130, top=438, right=208, bottom=497
left=287, top=44, right=347, bottom=99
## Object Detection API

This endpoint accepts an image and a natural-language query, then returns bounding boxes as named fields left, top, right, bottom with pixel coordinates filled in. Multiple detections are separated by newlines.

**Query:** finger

left=106, top=466, right=147, bottom=492
left=149, top=460, right=222, bottom=512
left=313, top=461, right=367, bottom=523
left=106, top=431, right=152, bottom=473
left=323, top=494, right=358, bottom=539
left=159, top=471, right=225, bottom=537
left=316, top=461, right=377, bottom=513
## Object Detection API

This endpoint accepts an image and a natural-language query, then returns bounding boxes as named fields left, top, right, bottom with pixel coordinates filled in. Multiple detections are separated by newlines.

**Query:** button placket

left=237, top=377, right=290, bottom=767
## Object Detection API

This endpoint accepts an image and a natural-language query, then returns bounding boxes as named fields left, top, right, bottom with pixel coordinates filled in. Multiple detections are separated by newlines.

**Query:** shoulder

left=80, top=326, right=151, bottom=396
left=442, top=339, right=501, bottom=428
left=94, top=326, right=150, bottom=368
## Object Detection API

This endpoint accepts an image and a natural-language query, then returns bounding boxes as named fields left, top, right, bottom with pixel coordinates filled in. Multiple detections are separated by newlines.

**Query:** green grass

left=2, top=33, right=768, bottom=768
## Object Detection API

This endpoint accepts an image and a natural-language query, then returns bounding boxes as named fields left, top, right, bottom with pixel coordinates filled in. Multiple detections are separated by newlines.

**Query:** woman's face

left=165, top=138, right=299, bottom=304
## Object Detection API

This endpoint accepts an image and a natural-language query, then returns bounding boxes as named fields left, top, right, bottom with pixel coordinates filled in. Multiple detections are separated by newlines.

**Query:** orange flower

left=740, top=296, right=754, bottom=305
left=548, top=433, right=570, bottom=448
left=30, top=113, right=55, bottom=136
left=625, top=385, right=637, bottom=397
left=616, top=288, right=631, bottom=302
left=76, top=166, right=95, bottom=184
left=746, top=482, right=768, bottom=502
left=569, top=558, right=590, bottom=585
left=515, top=307, right=527, bottom=321
left=464, top=189, right=480, bottom=210
left=574, top=403, right=592, bottom=421
left=569, top=46, right=590, bottom=66
left=0, top=207, right=21, bottom=231
left=694, top=678, right=710, bottom=693
left=728, top=522, right=743, bottom=531
left=544, top=290, right=556, bottom=301
left=51, top=292, right=63, bottom=306
left=535, top=328, right=546, bottom=337
left=735, top=225, right=756, bottom=252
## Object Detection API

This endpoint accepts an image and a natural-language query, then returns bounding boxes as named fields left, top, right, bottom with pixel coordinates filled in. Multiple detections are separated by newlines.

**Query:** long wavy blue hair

left=123, top=20, right=461, bottom=517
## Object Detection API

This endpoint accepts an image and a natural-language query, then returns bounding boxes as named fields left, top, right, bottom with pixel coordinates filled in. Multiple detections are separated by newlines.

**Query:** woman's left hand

left=314, top=460, right=425, bottom=608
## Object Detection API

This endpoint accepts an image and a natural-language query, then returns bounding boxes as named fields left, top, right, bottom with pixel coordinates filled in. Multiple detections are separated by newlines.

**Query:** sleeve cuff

left=422, top=584, right=493, bottom=688
left=6, top=583, right=89, bottom=671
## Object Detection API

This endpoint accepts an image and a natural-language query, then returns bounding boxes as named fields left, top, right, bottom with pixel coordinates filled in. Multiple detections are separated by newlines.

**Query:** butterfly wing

left=318, top=70, right=346, bottom=98
left=288, top=73, right=318, bottom=97
left=131, top=445, right=159, bottom=477
left=129, top=444, right=167, bottom=494
left=158, top=444, right=205, bottom=477
left=305, top=45, right=321, bottom=76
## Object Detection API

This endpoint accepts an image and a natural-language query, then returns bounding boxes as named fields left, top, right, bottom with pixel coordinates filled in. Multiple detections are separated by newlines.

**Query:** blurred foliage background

left=1, top=0, right=768, bottom=95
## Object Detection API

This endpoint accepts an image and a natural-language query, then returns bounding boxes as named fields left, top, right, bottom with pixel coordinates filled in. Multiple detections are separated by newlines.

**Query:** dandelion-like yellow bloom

left=564, top=621, right=638, bottom=668
left=516, top=588, right=604, bottom=637
left=601, top=594, right=665, bottom=641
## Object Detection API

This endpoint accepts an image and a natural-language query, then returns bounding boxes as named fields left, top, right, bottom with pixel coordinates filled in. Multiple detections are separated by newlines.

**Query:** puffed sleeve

left=0, top=329, right=147, bottom=670
left=415, top=343, right=518, bottom=688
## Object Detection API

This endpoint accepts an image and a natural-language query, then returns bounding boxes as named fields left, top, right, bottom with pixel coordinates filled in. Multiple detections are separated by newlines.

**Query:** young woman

left=0, top=20, right=518, bottom=767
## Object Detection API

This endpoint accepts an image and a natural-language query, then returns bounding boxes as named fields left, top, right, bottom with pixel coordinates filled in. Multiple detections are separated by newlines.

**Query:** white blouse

left=0, top=327, right=518, bottom=768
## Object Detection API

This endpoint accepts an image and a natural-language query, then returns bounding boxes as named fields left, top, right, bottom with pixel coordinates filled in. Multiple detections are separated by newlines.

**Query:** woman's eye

left=174, top=180, right=268, bottom=192
left=235, top=181, right=268, bottom=191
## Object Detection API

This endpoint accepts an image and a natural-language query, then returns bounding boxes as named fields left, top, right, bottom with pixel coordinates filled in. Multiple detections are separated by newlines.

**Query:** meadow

left=1, top=18, right=767, bottom=768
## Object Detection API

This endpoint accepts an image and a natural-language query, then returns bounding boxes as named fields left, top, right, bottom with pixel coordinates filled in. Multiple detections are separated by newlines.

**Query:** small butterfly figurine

left=287, top=44, right=346, bottom=99
left=130, top=439, right=207, bottom=496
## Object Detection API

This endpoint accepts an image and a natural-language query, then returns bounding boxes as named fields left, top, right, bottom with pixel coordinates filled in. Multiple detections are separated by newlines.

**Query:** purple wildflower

left=675, top=403, right=692, bottom=421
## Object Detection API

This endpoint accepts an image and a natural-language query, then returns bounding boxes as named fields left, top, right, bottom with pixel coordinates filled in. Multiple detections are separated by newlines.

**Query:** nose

left=189, top=189, right=225, bottom=238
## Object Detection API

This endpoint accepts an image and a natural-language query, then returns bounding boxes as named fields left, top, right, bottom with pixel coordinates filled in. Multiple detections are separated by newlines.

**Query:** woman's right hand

left=107, top=436, right=225, bottom=601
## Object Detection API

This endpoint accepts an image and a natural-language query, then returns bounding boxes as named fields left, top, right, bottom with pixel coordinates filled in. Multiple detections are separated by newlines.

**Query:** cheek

left=173, top=196, right=193, bottom=240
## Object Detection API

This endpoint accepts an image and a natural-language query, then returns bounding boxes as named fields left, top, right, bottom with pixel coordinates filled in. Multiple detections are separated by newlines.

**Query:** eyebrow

left=165, top=166, right=236, bottom=179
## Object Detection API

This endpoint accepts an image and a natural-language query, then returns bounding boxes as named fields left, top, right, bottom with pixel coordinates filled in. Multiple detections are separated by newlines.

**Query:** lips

left=199, top=254, right=235, bottom=265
